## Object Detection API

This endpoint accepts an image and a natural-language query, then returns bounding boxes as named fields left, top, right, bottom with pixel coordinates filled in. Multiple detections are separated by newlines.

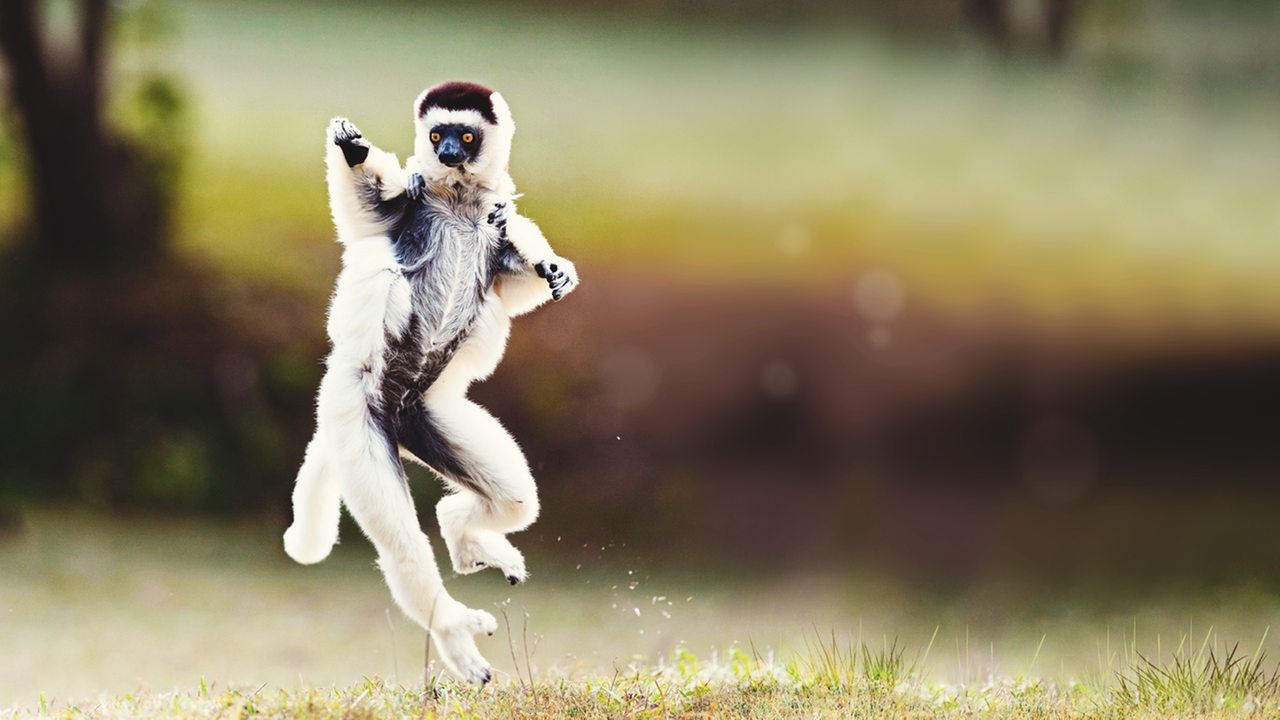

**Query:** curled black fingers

left=330, top=117, right=362, bottom=143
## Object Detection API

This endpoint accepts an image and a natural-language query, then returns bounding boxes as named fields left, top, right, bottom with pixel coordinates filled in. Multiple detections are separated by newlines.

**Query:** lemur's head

left=412, top=81, right=514, bottom=189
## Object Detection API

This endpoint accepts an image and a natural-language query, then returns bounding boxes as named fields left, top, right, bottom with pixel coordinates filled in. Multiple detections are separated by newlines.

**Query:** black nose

left=436, top=135, right=465, bottom=167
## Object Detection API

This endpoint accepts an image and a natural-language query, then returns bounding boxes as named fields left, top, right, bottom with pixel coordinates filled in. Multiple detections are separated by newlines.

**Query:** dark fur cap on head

left=416, top=81, right=498, bottom=125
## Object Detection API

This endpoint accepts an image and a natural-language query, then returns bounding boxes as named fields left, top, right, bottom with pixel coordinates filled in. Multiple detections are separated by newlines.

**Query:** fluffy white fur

left=284, top=86, right=577, bottom=685
left=411, top=89, right=516, bottom=195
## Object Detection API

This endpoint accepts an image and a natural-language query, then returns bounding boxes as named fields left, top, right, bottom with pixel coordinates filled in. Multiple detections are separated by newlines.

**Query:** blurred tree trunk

left=0, top=0, right=165, bottom=268
left=1045, top=0, right=1076, bottom=59
left=963, top=0, right=1012, bottom=54
left=962, top=0, right=1078, bottom=58
left=0, top=0, right=208, bottom=509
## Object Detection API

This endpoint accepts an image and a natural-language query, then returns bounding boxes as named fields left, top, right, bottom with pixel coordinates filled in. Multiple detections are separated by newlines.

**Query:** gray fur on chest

left=393, top=186, right=502, bottom=357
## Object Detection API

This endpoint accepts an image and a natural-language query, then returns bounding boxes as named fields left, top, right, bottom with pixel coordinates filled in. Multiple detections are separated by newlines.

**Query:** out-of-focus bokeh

left=1, top=0, right=1278, bottom=708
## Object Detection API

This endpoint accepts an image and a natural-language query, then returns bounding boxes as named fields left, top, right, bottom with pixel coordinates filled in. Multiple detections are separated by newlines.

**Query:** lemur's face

left=413, top=81, right=514, bottom=187
left=428, top=124, right=483, bottom=168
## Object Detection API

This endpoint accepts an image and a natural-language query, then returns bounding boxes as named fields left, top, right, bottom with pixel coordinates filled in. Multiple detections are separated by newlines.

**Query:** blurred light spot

left=778, top=224, right=810, bottom=257
left=867, top=326, right=892, bottom=349
left=760, top=360, right=798, bottom=399
left=854, top=267, right=906, bottom=323
left=598, top=347, right=659, bottom=410
left=1019, top=416, right=1099, bottom=506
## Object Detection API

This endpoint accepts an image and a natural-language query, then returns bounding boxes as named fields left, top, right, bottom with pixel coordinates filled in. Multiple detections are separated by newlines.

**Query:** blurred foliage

left=0, top=0, right=1276, bottom=545
left=111, top=0, right=189, bottom=226
left=158, top=0, right=1279, bottom=329
left=0, top=0, right=316, bottom=515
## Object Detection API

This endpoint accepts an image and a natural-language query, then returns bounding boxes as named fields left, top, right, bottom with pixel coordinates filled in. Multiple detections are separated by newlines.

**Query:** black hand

left=487, top=203, right=509, bottom=242
left=534, top=261, right=572, bottom=301
left=330, top=117, right=370, bottom=167
left=548, top=273, right=572, bottom=301
left=330, top=117, right=361, bottom=143
left=406, top=173, right=425, bottom=202
left=487, top=202, right=508, bottom=230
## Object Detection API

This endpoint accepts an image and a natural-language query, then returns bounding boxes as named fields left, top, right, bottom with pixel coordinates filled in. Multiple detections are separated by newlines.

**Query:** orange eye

left=429, top=132, right=441, bottom=143
left=461, top=132, right=475, bottom=144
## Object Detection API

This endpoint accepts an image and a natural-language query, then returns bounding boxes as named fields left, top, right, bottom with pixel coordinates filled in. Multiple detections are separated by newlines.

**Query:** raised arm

left=325, top=117, right=410, bottom=242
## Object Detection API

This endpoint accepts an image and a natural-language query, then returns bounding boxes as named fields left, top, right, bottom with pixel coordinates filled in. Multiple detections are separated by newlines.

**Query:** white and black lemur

left=283, top=81, right=578, bottom=685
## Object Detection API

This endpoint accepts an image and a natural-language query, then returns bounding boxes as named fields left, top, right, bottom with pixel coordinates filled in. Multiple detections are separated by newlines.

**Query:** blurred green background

left=1, top=0, right=1278, bottom=707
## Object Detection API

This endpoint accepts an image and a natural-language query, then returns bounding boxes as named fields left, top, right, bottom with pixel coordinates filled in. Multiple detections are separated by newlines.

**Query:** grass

left=10, top=636, right=1280, bottom=719
left=4, top=511, right=1280, bottom=718
left=1114, top=627, right=1280, bottom=713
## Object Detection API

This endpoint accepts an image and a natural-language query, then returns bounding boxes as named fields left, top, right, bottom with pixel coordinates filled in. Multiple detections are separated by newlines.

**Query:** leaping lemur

left=283, top=81, right=578, bottom=685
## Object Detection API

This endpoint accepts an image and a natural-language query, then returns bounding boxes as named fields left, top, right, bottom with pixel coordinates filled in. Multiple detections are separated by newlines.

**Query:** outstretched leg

left=315, top=368, right=498, bottom=684
left=283, top=426, right=341, bottom=564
